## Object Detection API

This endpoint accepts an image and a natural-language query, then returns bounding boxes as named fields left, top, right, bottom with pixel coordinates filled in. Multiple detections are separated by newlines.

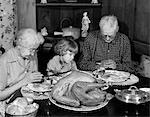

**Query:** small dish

left=26, top=83, right=51, bottom=92
left=139, top=88, right=150, bottom=93
left=21, top=86, right=50, bottom=100
left=115, top=86, right=150, bottom=104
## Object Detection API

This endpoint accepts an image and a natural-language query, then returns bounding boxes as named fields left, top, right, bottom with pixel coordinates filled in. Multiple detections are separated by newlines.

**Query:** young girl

left=47, top=38, right=78, bottom=82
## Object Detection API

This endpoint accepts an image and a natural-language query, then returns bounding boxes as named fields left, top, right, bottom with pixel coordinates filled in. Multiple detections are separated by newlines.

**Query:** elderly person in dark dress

left=78, top=15, right=134, bottom=73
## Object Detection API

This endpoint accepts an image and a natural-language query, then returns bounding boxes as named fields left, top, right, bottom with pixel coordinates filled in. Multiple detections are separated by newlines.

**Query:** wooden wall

left=16, top=0, right=36, bottom=30
left=134, top=0, right=150, bottom=55
left=36, top=6, right=102, bottom=35
left=16, top=0, right=150, bottom=56
left=101, top=0, right=150, bottom=56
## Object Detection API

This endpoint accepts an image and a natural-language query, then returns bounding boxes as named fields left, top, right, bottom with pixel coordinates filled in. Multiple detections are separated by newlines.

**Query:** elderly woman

left=0, top=28, right=44, bottom=115
left=78, top=15, right=134, bottom=73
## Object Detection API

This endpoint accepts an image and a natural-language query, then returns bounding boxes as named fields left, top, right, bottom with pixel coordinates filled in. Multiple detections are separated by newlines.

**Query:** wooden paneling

left=134, top=0, right=150, bottom=44
left=101, top=0, right=135, bottom=39
left=36, top=7, right=60, bottom=33
left=134, top=11, right=150, bottom=44
left=133, top=41, right=150, bottom=55
left=136, top=0, right=150, bottom=12
left=101, top=0, right=150, bottom=56
left=16, top=0, right=36, bottom=30
left=134, top=0, right=150, bottom=55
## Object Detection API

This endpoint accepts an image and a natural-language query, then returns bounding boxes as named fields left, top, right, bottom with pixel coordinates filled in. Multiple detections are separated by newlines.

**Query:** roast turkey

left=51, top=70, right=109, bottom=107
left=72, top=81, right=107, bottom=106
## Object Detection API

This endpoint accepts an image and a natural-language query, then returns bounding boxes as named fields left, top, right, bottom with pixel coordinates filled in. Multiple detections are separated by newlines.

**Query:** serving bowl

left=115, top=86, right=150, bottom=104
left=5, top=97, right=39, bottom=117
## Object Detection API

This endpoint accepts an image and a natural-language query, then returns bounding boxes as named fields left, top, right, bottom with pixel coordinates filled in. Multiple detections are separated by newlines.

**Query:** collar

left=7, top=48, right=21, bottom=63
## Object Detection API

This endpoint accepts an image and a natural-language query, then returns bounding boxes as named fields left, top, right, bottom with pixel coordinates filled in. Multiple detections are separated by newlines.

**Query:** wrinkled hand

left=23, top=72, right=43, bottom=85
left=101, top=59, right=116, bottom=69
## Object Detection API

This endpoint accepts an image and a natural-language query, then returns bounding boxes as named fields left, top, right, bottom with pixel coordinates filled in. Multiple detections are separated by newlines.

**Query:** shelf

left=36, top=3, right=102, bottom=7
left=36, top=2, right=102, bottom=36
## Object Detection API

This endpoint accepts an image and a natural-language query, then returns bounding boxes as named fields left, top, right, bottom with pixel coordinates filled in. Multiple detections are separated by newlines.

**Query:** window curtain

left=0, top=0, right=17, bottom=52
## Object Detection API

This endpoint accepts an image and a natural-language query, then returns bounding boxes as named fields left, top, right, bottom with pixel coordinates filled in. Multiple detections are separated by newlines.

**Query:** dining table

left=32, top=73, right=150, bottom=117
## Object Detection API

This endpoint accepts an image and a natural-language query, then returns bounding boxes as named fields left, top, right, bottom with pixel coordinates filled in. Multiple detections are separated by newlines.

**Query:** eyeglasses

left=101, top=34, right=115, bottom=39
left=101, top=34, right=116, bottom=43
left=26, top=48, right=37, bottom=53
left=20, top=46, right=38, bottom=53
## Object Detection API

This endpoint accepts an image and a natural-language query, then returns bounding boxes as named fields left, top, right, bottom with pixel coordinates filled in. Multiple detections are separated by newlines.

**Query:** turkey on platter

left=51, top=70, right=113, bottom=107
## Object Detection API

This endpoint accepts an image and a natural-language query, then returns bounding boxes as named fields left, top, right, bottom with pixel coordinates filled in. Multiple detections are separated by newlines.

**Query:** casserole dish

left=115, top=86, right=150, bottom=104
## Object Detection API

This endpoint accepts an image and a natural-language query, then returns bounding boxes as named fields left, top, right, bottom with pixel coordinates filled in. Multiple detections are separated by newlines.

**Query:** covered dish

left=115, top=86, right=150, bottom=104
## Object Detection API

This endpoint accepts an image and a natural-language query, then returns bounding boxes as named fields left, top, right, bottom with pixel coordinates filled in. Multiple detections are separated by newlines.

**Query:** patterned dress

left=0, top=48, right=38, bottom=116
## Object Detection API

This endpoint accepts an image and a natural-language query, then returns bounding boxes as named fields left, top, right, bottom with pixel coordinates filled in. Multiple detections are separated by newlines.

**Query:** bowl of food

left=5, top=97, right=39, bottom=117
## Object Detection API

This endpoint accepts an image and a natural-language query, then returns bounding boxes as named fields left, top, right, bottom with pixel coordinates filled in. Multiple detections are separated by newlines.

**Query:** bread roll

left=12, top=97, right=28, bottom=108
left=6, top=104, right=25, bottom=115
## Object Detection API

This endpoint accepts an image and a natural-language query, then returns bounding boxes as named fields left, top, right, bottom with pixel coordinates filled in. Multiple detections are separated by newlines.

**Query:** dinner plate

left=21, top=85, right=50, bottom=100
left=100, top=70, right=130, bottom=83
left=26, top=83, right=51, bottom=92
left=111, top=73, right=139, bottom=86
left=49, top=93, right=113, bottom=112
left=94, top=70, right=139, bottom=85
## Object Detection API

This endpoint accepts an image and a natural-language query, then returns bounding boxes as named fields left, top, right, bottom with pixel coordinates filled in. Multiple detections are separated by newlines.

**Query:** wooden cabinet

left=36, top=2, right=102, bottom=36
left=17, top=0, right=102, bottom=36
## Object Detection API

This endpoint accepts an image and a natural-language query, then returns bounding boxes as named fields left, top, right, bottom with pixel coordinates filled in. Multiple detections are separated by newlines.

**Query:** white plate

left=93, top=70, right=139, bottom=86
left=139, top=88, right=150, bottom=93
left=21, top=86, right=50, bottom=100
left=49, top=94, right=111, bottom=112
left=111, top=74, right=139, bottom=86
left=26, top=83, right=51, bottom=92
left=99, top=70, right=130, bottom=83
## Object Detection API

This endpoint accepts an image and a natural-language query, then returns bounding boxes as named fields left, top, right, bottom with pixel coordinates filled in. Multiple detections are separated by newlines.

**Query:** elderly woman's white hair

left=99, top=15, right=119, bottom=33
left=15, top=28, right=44, bottom=48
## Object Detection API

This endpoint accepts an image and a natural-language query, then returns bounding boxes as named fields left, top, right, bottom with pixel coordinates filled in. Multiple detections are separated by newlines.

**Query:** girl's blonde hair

left=54, top=38, right=78, bottom=56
